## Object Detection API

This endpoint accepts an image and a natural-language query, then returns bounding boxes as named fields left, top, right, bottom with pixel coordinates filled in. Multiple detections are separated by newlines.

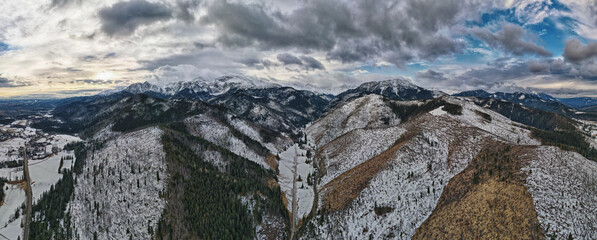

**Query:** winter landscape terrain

left=1, top=76, right=597, bottom=240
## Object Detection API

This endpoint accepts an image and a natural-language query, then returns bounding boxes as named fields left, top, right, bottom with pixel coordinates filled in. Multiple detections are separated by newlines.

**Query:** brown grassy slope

left=265, top=153, right=278, bottom=172
left=319, top=130, right=418, bottom=212
left=413, top=144, right=543, bottom=240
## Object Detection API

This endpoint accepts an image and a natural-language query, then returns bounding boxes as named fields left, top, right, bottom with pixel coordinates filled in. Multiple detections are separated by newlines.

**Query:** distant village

left=0, top=120, right=63, bottom=169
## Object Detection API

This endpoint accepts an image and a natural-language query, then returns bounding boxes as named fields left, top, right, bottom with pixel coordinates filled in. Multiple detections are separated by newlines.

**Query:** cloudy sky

left=1, top=0, right=597, bottom=98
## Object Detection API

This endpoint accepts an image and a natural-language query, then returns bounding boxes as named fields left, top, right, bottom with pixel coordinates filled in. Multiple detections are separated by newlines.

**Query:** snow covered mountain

left=329, top=78, right=443, bottom=109
left=5, top=76, right=597, bottom=240
left=123, top=75, right=280, bottom=100
left=118, top=76, right=331, bottom=134
left=300, top=95, right=597, bottom=239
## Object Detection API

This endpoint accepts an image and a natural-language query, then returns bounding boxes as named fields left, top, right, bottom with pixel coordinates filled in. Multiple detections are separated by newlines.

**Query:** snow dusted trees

left=156, top=128, right=288, bottom=239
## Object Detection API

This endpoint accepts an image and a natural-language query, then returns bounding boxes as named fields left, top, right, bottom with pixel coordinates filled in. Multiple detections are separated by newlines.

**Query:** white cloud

left=350, top=69, right=370, bottom=75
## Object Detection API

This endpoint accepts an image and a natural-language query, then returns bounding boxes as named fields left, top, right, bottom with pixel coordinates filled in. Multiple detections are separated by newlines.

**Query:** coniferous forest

left=156, top=124, right=288, bottom=239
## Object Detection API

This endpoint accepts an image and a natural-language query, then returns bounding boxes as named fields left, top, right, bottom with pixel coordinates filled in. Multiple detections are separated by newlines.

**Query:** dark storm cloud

left=471, top=23, right=552, bottom=57
left=276, top=53, right=325, bottom=71
left=563, top=39, right=597, bottom=63
left=201, top=1, right=301, bottom=48
left=0, top=76, right=30, bottom=88
left=417, top=34, right=465, bottom=60
left=415, top=69, right=448, bottom=81
left=277, top=53, right=303, bottom=66
left=525, top=59, right=574, bottom=75
left=300, top=56, right=325, bottom=70
left=528, top=60, right=550, bottom=74
left=98, top=0, right=173, bottom=36
left=200, top=0, right=475, bottom=67
left=326, top=40, right=382, bottom=64
left=572, top=62, right=597, bottom=80
left=550, top=59, right=570, bottom=74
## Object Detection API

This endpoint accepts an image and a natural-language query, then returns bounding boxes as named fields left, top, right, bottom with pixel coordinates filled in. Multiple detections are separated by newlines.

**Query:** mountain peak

left=359, top=78, right=418, bottom=91
left=123, top=81, right=162, bottom=94
left=120, top=75, right=281, bottom=99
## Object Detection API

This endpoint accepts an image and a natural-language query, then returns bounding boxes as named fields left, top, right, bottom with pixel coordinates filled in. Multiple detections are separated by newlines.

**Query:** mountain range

left=2, top=76, right=597, bottom=239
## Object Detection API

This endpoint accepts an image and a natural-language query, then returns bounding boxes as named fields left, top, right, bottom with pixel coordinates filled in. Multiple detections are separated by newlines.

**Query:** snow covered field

left=0, top=186, right=25, bottom=240
left=278, top=144, right=314, bottom=221
left=70, top=127, right=166, bottom=240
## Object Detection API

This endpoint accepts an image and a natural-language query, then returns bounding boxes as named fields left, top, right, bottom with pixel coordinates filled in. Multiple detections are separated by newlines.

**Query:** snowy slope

left=0, top=186, right=25, bottom=240
left=315, top=126, right=406, bottom=188
left=301, top=95, right=545, bottom=239
left=70, top=127, right=166, bottom=240
left=520, top=146, right=597, bottom=239
left=185, top=115, right=270, bottom=169
left=445, top=97, right=539, bottom=145
left=305, top=115, right=499, bottom=239
left=307, top=94, right=401, bottom=148
left=228, top=116, right=291, bottom=154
